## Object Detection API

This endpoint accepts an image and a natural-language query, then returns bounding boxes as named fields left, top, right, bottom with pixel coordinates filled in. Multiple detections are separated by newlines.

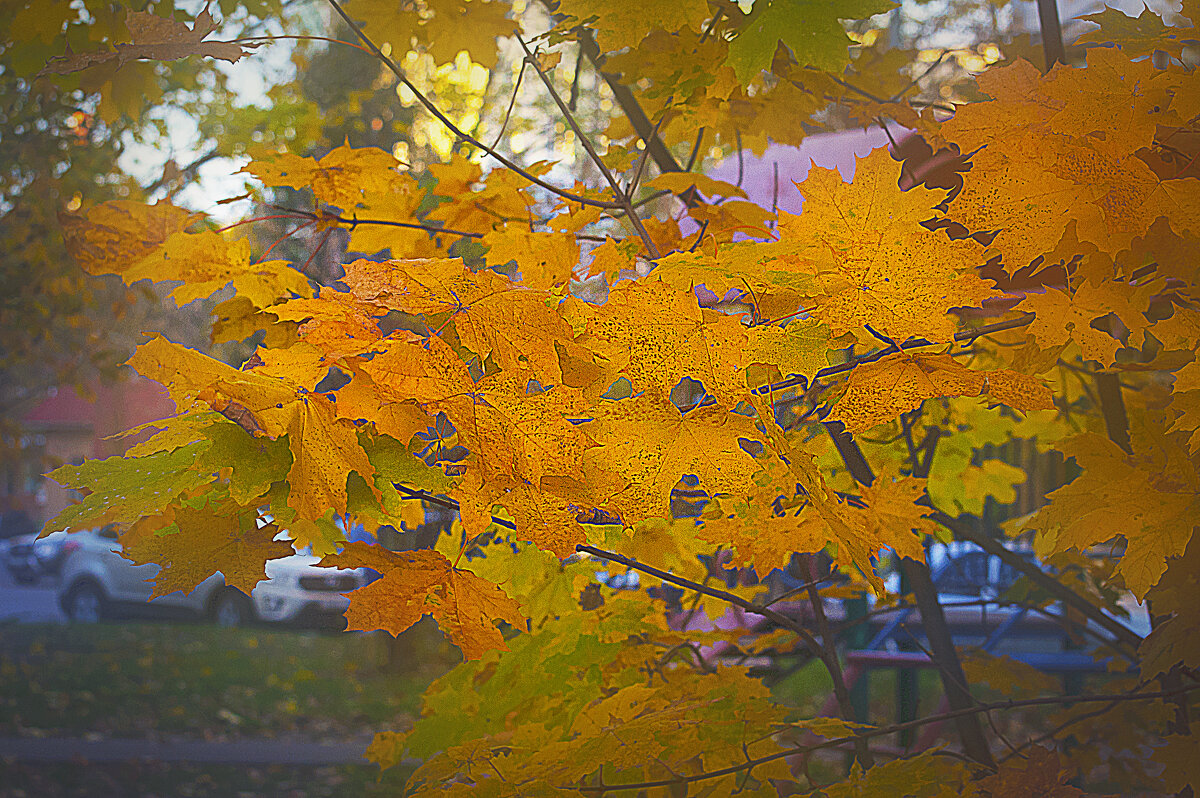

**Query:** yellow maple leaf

left=120, top=497, right=293, bottom=598
left=828, top=352, right=1053, bottom=434
left=779, top=148, right=999, bottom=344
left=268, top=287, right=389, bottom=359
left=454, top=476, right=587, bottom=559
left=1019, top=280, right=1154, bottom=367
left=124, top=231, right=311, bottom=307
left=1027, top=433, right=1199, bottom=599
left=346, top=0, right=514, bottom=68
left=653, top=238, right=819, bottom=322
left=243, top=142, right=399, bottom=211
left=363, top=335, right=594, bottom=485
left=347, top=171, right=438, bottom=258
left=582, top=397, right=762, bottom=525
left=482, top=228, right=579, bottom=289
left=562, top=277, right=750, bottom=407
left=344, top=258, right=571, bottom=385
left=319, top=542, right=525, bottom=659
left=555, top=0, right=710, bottom=53
left=125, top=337, right=377, bottom=520
left=60, top=200, right=193, bottom=277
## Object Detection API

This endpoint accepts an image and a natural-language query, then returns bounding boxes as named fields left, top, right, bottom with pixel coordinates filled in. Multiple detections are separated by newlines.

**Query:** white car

left=55, top=526, right=368, bottom=628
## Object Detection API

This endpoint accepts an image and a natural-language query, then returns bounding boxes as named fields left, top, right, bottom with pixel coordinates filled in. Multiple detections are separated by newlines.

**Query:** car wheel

left=62, top=580, right=106, bottom=623
left=210, top=588, right=254, bottom=628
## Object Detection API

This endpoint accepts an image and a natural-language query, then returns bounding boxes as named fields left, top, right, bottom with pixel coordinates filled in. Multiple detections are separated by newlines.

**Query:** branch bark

left=823, top=421, right=996, bottom=768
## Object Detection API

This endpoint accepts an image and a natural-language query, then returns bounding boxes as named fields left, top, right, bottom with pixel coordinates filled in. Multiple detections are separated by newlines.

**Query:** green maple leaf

left=44, top=442, right=213, bottom=534
left=726, top=0, right=897, bottom=83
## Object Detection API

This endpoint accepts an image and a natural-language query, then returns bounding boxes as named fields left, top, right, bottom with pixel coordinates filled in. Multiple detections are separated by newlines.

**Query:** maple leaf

left=555, top=0, right=710, bottom=53
left=1046, top=48, right=1170, bottom=157
left=1019, top=280, right=1153, bottom=367
left=267, top=288, right=389, bottom=359
left=120, top=495, right=293, bottom=598
left=39, top=8, right=253, bottom=77
left=779, top=148, right=999, bottom=345
left=581, top=396, right=763, bottom=524
left=60, top=200, right=193, bottom=277
left=125, top=337, right=378, bottom=520
left=561, top=277, right=750, bottom=407
left=344, top=258, right=571, bottom=385
left=828, top=352, right=1053, bottom=434
left=745, top=319, right=841, bottom=384
left=653, top=238, right=819, bottom=322
left=725, top=0, right=897, bottom=82
left=976, top=746, right=1087, bottom=798
left=243, top=143, right=399, bottom=211
left=1026, top=433, right=1199, bottom=599
left=319, top=542, right=526, bottom=659
left=1075, top=4, right=1198, bottom=58
left=43, top=442, right=213, bottom=534
left=334, top=366, right=434, bottom=444
left=345, top=0, right=515, bottom=68
left=363, top=335, right=594, bottom=488
left=959, top=649, right=1057, bottom=697
left=124, top=231, right=311, bottom=307
left=929, top=459, right=1026, bottom=516
left=482, top=228, right=579, bottom=290
left=643, top=172, right=748, bottom=200
left=346, top=171, right=436, bottom=257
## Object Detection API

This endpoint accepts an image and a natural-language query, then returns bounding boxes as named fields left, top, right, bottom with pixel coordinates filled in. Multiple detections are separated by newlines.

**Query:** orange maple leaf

left=319, top=542, right=525, bottom=660
left=343, top=257, right=572, bottom=385
left=779, top=148, right=999, bottom=345
left=562, top=277, right=750, bottom=407
left=126, top=337, right=378, bottom=520
left=120, top=498, right=293, bottom=598
left=828, top=351, right=1053, bottom=433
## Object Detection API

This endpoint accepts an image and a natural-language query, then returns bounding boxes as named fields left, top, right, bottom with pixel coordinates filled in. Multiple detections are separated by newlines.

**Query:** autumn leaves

left=50, top=138, right=1065, bottom=660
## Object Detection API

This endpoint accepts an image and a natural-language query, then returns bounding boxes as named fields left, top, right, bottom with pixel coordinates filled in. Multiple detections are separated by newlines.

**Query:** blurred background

left=0, top=0, right=1178, bottom=794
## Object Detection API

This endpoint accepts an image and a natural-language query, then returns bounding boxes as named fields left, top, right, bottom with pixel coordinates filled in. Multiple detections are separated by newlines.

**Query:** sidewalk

left=0, top=735, right=417, bottom=766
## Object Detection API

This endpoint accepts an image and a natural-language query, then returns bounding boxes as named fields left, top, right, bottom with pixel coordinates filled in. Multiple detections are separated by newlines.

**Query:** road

left=0, top=566, right=66, bottom=624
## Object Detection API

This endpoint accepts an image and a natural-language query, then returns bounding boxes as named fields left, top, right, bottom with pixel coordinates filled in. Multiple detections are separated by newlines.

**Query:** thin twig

left=515, top=34, right=660, bottom=257
left=324, top=0, right=624, bottom=210
left=805, top=566, right=874, bottom=767
left=572, top=684, right=1200, bottom=793
left=489, top=58, right=528, bottom=151
left=576, top=544, right=825, bottom=658
left=625, top=113, right=667, bottom=199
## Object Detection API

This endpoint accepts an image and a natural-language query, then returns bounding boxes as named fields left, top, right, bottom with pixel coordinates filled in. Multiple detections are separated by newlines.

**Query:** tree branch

left=515, top=35, right=660, bottom=257
left=575, top=544, right=824, bottom=658
left=823, top=421, right=995, bottom=767
left=933, top=512, right=1143, bottom=653
left=803, top=557, right=874, bottom=768
left=572, top=683, right=1200, bottom=793
left=323, top=0, right=624, bottom=210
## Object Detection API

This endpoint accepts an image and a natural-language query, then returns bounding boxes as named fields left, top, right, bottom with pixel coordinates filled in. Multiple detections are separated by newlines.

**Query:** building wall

left=4, top=377, right=176, bottom=529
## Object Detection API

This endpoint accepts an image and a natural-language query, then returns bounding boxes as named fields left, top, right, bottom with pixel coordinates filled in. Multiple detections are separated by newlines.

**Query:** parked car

left=1, top=528, right=78, bottom=584
left=55, top=525, right=368, bottom=628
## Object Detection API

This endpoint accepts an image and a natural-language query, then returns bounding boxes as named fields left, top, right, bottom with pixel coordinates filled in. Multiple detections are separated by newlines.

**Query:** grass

left=0, top=622, right=441, bottom=741
left=0, top=621, right=448, bottom=796
left=0, top=760, right=417, bottom=798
